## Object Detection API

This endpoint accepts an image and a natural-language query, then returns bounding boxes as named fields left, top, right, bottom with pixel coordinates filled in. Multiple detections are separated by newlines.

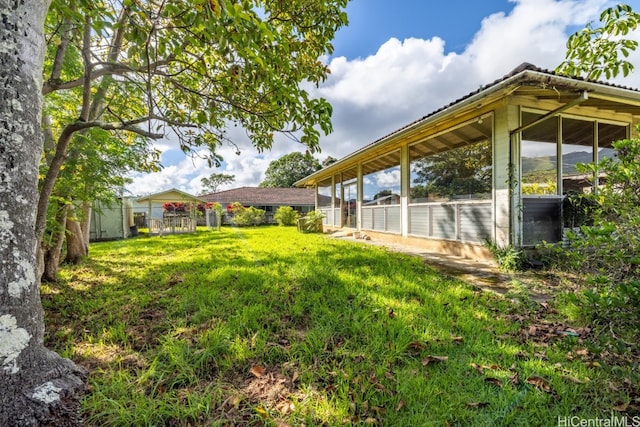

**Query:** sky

left=125, top=0, right=640, bottom=197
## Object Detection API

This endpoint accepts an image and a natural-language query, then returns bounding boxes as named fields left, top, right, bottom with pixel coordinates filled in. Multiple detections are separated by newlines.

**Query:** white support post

left=400, top=145, right=410, bottom=237
left=357, top=163, right=363, bottom=230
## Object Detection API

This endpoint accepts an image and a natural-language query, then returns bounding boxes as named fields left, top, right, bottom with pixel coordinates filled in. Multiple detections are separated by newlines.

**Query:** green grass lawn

left=43, top=226, right=636, bottom=426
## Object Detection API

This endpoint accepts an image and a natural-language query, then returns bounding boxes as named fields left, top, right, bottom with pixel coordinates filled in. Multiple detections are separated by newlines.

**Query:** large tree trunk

left=0, top=1, right=86, bottom=425
left=42, top=204, right=69, bottom=283
left=64, top=205, right=88, bottom=264
left=80, top=201, right=92, bottom=250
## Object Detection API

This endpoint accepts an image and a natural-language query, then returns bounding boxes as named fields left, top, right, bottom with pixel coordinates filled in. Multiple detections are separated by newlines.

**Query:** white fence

left=321, top=200, right=492, bottom=243
left=149, top=215, right=195, bottom=235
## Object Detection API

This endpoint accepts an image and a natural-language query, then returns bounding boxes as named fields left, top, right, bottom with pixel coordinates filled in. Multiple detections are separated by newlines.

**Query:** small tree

left=200, top=173, right=235, bottom=194
left=555, top=138, right=640, bottom=343
left=300, top=210, right=325, bottom=233
left=553, top=2, right=640, bottom=346
left=274, top=206, right=299, bottom=226
left=208, top=202, right=223, bottom=231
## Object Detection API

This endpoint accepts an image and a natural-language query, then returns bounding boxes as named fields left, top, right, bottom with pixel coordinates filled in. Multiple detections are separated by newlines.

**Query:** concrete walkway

left=329, top=232, right=551, bottom=302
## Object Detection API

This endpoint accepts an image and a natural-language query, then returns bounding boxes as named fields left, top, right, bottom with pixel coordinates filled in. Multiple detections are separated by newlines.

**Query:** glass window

left=521, top=112, right=558, bottom=195
left=561, top=118, right=593, bottom=194
left=410, top=140, right=492, bottom=203
left=363, top=152, right=400, bottom=206
left=333, top=174, right=341, bottom=209
left=409, top=115, right=492, bottom=203
left=598, top=122, right=627, bottom=162
left=318, top=178, right=332, bottom=209
left=342, top=169, right=357, bottom=227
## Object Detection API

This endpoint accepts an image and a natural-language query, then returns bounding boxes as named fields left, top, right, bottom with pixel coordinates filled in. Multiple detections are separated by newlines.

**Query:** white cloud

left=126, top=0, right=640, bottom=196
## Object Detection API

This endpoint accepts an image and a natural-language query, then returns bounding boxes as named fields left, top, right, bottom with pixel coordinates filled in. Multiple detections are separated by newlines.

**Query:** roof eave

left=295, top=69, right=640, bottom=187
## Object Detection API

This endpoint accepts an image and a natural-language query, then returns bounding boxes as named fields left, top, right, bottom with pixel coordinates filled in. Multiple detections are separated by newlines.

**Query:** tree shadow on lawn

left=44, top=229, right=634, bottom=426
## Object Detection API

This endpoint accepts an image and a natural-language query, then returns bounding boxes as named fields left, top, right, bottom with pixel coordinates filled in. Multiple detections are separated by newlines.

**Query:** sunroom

left=295, top=64, right=640, bottom=260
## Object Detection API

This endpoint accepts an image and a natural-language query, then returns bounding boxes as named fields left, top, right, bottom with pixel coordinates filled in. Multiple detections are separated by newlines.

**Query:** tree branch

left=42, top=59, right=175, bottom=95
left=80, top=13, right=92, bottom=121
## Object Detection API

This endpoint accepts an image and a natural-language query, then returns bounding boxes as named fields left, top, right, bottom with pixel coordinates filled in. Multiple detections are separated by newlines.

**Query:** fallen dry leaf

left=484, top=377, right=503, bottom=388
left=396, top=400, right=406, bottom=412
left=250, top=365, right=266, bottom=378
left=450, top=335, right=464, bottom=344
left=276, top=400, right=295, bottom=415
left=509, top=371, right=520, bottom=386
left=422, top=355, right=448, bottom=366
left=561, top=375, right=588, bottom=384
left=612, top=402, right=629, bottom=412
left=470, top=363, right=484, bottom=374
left=526, top=376, right=553, bottom=393
left=372, top=406, right=386, bottom=416
left=364, top=417, right=378, bottom=425
left=407, top=341, right=426, bottom=352
left=466, top=402, right=490, bottom=408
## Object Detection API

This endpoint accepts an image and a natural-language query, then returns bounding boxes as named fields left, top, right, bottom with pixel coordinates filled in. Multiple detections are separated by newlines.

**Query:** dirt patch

left=215, top=364, right=300, bottom=426
left=242, top=367, right=294, bottom=404
left=127, top=307, right=167, bottom=351
left=72, top=342, right=146, bottom=372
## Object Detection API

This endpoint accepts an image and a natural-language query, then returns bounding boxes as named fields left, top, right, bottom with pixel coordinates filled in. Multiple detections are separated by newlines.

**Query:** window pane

left=522, top=112, right=557, bottom=195
left=342, top=170, right=357, bottom=227
left=334, top=174, right=341, bottom=208
left=562, top=118, right=593, bottom=194
left=318, top=178, right=332, bottom=208
left=598, top=122, right=627, bottom=162
left=363, top=152, right=400, bottom=206
left=410, top=140, right=491, bottom=203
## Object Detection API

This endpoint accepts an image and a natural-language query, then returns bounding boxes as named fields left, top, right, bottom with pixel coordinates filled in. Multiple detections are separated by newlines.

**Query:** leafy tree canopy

left=44, top=0, right=348, bottom=157
left=322, top=156, right=338, bottom=166
left=36, top=0, right=349, bottom=247
left=260, top=152, right=322, bottom=187
left=374, top=189, right=393, bottom=200
left=556, top=3, right=640, bottom=80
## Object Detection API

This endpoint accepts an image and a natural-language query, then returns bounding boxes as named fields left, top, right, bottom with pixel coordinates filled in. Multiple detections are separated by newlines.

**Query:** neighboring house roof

left=295, top=62, right=640, bottom=187
left=202, top=186, right=320, bottom=206
left=137, top=188, right=205, bottom=203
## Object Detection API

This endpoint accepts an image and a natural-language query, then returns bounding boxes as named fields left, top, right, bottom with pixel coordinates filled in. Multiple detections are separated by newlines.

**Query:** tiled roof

left=201, top=186, right=317, bottom=205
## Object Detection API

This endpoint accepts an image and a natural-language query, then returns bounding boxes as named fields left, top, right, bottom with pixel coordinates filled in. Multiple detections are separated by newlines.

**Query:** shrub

left=274, top=206, right=299, bottom=226
left=485, top=240, right=525, bottom=272
left=563, top=191, right=598, bottom=228
left=299, top=210, right=325, bottom=233
left=229, top=202, right=265, bottom=226
left=557, top=138, right=640, bottom=344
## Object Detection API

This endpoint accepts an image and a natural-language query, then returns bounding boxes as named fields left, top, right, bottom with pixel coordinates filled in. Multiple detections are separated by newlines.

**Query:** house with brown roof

left=295, top=63, right=640, bottom=260
left=201, top=186, right=329, bottom=224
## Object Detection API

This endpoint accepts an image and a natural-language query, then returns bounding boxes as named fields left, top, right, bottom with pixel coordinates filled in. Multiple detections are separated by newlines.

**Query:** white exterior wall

left=493, top=104, right=519, bottom=247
